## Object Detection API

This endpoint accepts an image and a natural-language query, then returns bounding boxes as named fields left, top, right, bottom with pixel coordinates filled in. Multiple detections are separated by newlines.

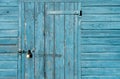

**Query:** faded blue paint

left=1, top=0, right=120, bottom=79
left=22, top=1, right=81, bottom=79
left=81, top=0, right=120, bottom=79
left=0, top=0, right=19, bottom=79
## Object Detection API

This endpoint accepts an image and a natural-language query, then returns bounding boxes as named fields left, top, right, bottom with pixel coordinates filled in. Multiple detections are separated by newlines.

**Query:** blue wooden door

left=35, top=2, right=81, bottom=79
left=21, top=0, right=81, bottom=79
left=0, top=0, right=21, bottom=79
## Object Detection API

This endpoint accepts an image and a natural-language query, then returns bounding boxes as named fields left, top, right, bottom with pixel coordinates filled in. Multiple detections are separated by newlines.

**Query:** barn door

left=35, top=2, right=81, bottom=79
left=0, top=0, right=21, bottom=79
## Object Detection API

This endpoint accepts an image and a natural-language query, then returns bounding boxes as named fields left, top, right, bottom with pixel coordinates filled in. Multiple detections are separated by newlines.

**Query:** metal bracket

left=80, top=10, right=82, bottom=16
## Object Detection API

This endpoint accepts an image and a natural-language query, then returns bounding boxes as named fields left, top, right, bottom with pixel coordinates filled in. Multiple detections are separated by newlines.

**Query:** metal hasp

left=18, top=49, right=22, bottom=54
left=80, top=10, right=82, bottom=16
left=26, top=50, right=33, bottom=58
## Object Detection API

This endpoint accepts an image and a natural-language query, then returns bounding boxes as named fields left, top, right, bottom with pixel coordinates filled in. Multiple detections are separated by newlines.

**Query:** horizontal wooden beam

left=22, top=0, right=81, bottom=2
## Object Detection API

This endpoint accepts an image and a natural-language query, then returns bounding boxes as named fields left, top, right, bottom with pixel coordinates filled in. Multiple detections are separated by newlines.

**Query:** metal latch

left=80, top=10, right=82, bottom=16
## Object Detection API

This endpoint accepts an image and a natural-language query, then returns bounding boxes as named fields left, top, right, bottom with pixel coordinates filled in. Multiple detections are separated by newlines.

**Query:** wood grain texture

left=54, top=2, right=64, bottom=79
left=82, top=0, right=120, bottom=5
left=23, top=0, right=81, bottom=2
left=0, top=7, right=18, bottom=15
left=35, top=2, right=44, bottom=79
left=24, top=2, right=35, bottom=79
left=45, top=2, right=54, bottom=79
left=64, top=3, right=74, bottom=79
left=81, top=22, right=120, bottom=30
left=34, top=2, right=80, bottom=79
left=0, top=0, right=19, bottom=79
left=81, top=2, right=120, bottom=79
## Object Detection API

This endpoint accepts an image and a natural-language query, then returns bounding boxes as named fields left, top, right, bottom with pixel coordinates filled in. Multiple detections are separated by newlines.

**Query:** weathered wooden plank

left=23, top=0, right=81, bottom=2
left=18, top=1, right=22, bottom=78
left=81, top=22, right=120, bottom=30
left=74, top=2, right=79, bottom=79
left=47, top=11, right=79, bottom=15
left=0, top=30, right=18, bottom=38
left=81, top=61, right=120, bottom=68
left=0, top=38, right=17, bottom=45
left=24, top=2, right=35, bottom=79
left=82, top=15, right=120, bottom=22
left=0, top=0, right=18, bottom=2
left=0, top=61, right=17, bottom=69
left=82, top=38, right=120, bottom=45
left=0, top=2, right=18, bottom=6
left=78, top=3, right=82, bottom=79
left=0, top=7, right=18, bottom=15
left=21, top=2, right=25, bottom=79
left=0, top=54, right=17, bottom=60
left=82, top=45, right=120, bottom=52
left=82, top=76, right=120, bottom=79
left=0, top=70, right=17, bottom=77
left=35, top=2, right=44, bottom=79
left=83, top=7, right=120, bottom=14
left=54, top=3, right=64, bottom=79
left=0, top=46, right=17, bottom=53
left=81, top=53, right=120, bottom=60
left=82, top=68, right=120, bottom=76
left=81, top=30, right=120, bottom=37
left=45, top=3, right=54, bottom=79
left=0, top=77, right=17, bottom=79
left=65, top=3, right=74, bottom=79
left=82, top=0, right=120, bottom=5
left=0, top=16, right=18, bottom=21
left=0, top=23, right=18, bottom=30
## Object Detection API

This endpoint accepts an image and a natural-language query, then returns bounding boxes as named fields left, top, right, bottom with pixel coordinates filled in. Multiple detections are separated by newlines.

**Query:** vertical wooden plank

left=21, top=1, right=25, bottom=79
left=35, top=2, right=44, bottom=79
left=45, top=2, right=54, bottom=79
left=18, top=0, right=22, bottom=79
left=74, top=2, right=79, bottom=79
left=78, top=2, right=82, bottom=79
left=24, top=2, right=35, bottom=79
left=64, top=3, right=74, bottom=79
left=55, top=2, right=64, bottom=79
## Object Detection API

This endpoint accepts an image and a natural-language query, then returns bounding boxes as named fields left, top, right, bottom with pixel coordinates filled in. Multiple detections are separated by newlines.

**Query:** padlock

left=26, top=50, right=32, bottom=58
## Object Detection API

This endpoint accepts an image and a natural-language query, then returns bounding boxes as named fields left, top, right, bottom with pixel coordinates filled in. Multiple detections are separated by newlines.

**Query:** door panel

left=0, top=0, right=20, bottom=79
left=34, top=2, right=81, bottom=79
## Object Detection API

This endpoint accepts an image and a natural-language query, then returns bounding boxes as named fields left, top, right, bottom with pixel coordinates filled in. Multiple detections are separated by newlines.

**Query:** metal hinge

left=80, top=10, right=82, bottom=16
